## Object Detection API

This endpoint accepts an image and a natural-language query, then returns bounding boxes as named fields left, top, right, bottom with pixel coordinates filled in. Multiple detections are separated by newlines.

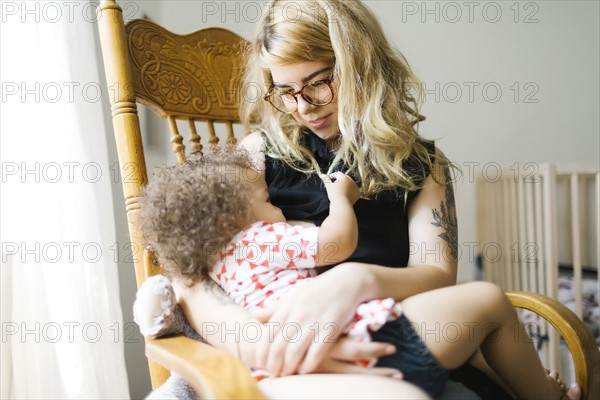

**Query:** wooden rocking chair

left=96, top=1, right=600, bottom=398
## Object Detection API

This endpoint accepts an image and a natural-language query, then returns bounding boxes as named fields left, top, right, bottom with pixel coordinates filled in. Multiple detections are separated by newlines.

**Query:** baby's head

left=140, top=147, right=284, bottom=284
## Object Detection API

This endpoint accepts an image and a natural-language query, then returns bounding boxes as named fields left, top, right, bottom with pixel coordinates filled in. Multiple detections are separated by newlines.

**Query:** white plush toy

left=133, top=274, right=203, bottom=342
left=133, top=275, right=204, bottom=399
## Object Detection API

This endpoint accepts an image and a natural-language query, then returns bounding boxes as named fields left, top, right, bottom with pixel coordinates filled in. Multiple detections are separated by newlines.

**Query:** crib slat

left=597, top=172, right=600, bottom=311
left=534, top=169, right=550, bottom=367
left=517, top=175, right=528, bottom=291
left=535, top=175, right=545, bottom=296
left=502, top=178, right=513, bottom=291
left=484, top=179, right=494, bottom=284
left=487, top=180, right=499, bottom=285
left=485, top=180, right=495, bottom=283
left=525, top=179, right=537, bottom=293
left=580, top=176, right=589, bottom=267
left=508, top=177, right=520, bottom=291
left=479, top=180, right=488, bottom=281
left=497, top=179, right=506, bottom=289
left=476, top=180, right=488, bottom=280
left=541, top=163, right=560, bottom=372
left=570, top=174, right=583, bottom=318
left=541, top=163, right=560, bottom=298
left=487, top=180, right=500, bottom=284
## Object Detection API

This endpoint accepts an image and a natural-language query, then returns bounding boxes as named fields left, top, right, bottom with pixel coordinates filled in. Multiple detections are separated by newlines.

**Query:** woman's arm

left=174, top=277, right=403, bottom=378
left=353, top=148, right=458, bottom=301
left=173, top=278, right=256, bottom=359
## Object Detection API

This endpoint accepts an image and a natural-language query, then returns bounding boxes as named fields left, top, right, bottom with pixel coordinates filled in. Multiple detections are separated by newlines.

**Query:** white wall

left=107, top=0, right=599, bottom=396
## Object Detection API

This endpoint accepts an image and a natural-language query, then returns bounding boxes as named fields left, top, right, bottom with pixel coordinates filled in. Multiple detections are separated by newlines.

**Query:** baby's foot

left=545, top=369, right=581, bottom=400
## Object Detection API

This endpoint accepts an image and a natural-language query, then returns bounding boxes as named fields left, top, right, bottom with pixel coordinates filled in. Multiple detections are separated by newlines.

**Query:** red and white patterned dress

left=209, top=221, right=403, bottom=374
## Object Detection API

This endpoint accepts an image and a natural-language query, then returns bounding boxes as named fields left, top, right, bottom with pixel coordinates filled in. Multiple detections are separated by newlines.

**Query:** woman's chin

left=310, top=127, right=339, bottom=141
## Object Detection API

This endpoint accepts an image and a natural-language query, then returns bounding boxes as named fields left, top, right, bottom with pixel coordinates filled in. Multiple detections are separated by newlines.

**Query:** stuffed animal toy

left=133, top=275, right=203, bottom=400
left=133, top=274, right=203, bottom=341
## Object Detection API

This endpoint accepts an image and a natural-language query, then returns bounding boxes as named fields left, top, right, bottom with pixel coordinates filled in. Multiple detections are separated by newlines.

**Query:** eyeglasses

left=264, top=76, right=335, bottom=114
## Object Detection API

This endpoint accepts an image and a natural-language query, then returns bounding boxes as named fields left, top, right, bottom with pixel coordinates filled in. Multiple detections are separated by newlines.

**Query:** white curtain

left=0, top=2, right=129, bottom=398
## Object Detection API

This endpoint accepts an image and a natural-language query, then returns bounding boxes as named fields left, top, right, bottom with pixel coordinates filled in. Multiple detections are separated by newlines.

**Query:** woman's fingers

left=253, top=306, right=274, bottom=323
left=255, top=268, right=366, bottom=376
left=264, top=329, right=286, bottom=376
left=297, top=323, right=340, bottom=374
left=258, top=322, right=401, bottom=378
left=265, top=309, right=323, bottom=376
left=279, top=331, right=314, bottom=376
left=328, top=337, right=397, bottom=361
left=254, top=323, right=275, bottom=369
left=300, top=336, right=397, bottom=375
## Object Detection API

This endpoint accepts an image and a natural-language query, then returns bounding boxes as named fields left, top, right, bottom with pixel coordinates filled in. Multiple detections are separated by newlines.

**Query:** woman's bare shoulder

left=239, top=131, right=264, bottom=151
left=239, top=131, right=266, bottom=170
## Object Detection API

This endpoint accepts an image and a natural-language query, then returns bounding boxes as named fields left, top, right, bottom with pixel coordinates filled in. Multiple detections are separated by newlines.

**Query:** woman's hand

left=252, top=263, right=379, bottom=377
left=239, top=318, right=403, bottom=380
left=310, top=337, right=403, bottom=380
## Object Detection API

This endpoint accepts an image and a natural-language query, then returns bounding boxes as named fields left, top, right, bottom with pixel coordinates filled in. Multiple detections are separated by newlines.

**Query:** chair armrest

left=507, top=291, right=600, bottom=400
left=146, top=335, right=265, bottom=399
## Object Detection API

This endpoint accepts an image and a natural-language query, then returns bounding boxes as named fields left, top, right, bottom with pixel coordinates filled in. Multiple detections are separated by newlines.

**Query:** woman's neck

left=325, top=135, right=340, bottom=152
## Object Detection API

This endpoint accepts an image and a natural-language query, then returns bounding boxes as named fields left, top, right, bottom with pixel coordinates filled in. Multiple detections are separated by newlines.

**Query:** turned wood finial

left=187, top=120, right=203, bottom=155
left=97, top=0, right=121, bottom=13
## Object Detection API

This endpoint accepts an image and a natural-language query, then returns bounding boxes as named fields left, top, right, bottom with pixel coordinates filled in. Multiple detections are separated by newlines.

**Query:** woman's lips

left=308, top=114, right=331, bottom=129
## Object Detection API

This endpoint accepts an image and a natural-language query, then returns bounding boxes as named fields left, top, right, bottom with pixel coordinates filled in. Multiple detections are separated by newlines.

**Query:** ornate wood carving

left=125, top=19, right=248, bottom=121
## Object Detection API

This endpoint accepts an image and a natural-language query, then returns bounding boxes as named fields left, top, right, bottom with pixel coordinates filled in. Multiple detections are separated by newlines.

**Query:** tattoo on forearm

left=431, top=166, right=458, bottom=260
left=203, top=279, right=237, bottom=306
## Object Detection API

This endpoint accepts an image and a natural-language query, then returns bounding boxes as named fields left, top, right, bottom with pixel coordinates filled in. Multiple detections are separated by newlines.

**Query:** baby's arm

left=315, top=172, right=360, bottom=266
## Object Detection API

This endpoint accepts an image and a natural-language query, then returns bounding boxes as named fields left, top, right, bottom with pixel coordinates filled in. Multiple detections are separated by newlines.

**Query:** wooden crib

left=476, top=162, right=599, bottom=378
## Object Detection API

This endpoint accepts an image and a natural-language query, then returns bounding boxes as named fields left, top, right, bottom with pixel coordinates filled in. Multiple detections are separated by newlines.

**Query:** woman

left=237, top=0, right=457, bottom=380
left=174, top=1, right=576, bottom=398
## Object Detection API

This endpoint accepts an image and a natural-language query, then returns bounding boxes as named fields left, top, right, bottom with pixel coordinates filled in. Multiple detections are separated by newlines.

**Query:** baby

left=141, top=147, right=402, bottom=366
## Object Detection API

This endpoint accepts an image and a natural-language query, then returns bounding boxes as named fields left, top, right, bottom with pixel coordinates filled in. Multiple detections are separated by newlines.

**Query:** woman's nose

left=296, top=95, right=317, bottom=115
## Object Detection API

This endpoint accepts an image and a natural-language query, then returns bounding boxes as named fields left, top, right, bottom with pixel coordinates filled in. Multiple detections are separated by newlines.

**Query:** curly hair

left=140, top=147, right=256, bottom=284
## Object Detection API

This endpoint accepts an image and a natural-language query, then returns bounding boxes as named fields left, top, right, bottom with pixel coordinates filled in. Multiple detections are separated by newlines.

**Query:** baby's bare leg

left=401, top=281, right=563, bottom=399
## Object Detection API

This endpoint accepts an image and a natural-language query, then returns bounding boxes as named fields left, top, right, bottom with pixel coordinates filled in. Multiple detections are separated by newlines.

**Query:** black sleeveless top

left=264, top=131, right=436, bottom=268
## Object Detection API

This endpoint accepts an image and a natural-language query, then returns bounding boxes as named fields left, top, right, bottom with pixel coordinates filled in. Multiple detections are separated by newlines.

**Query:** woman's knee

left=463, top=281, right=513, bottom=315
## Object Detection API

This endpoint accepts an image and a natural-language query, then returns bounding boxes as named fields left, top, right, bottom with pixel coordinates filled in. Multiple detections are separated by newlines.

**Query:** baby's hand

left=322, top=172, right=360, bottom=205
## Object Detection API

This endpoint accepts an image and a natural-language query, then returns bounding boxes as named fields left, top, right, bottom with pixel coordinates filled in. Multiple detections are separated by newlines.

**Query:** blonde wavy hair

left=240, top=0, right=452, bottom=196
